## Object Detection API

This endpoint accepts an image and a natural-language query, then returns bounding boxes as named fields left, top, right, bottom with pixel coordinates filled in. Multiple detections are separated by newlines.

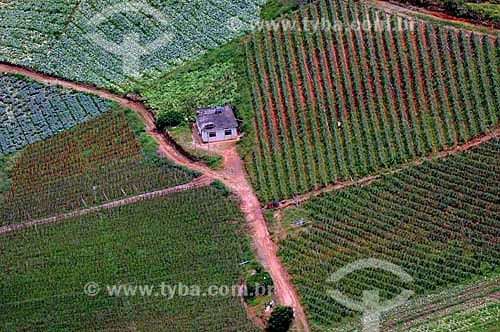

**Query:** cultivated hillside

left=244, top=0, right=500, bottom=202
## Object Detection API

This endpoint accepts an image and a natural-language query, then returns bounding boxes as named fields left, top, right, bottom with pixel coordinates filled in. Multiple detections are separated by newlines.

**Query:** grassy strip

left=169, top=125, right=223, bottom=170
left=261, top=0, right=302, bottom=20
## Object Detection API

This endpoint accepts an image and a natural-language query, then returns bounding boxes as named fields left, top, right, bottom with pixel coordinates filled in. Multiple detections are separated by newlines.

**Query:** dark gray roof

left=195, top=105, right=238, bottom=130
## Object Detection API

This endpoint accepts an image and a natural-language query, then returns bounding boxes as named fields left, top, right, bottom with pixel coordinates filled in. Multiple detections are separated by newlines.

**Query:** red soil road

left=0, top=63, right=310, bottom=332
left=0, top=175, right=212, bottom=235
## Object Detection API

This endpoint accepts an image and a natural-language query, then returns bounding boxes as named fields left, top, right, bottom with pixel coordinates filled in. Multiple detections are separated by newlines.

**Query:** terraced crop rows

left=0, top=74, right=111, bottom=155
left=0, top=185, right=257, bottom=332
left=277, top=139, right=500, bottom=330
left=245, top=0, right=500, bottom=202
left=0, top=110, right=196, bottom=225
left=0, top=0, right=265, bottom=92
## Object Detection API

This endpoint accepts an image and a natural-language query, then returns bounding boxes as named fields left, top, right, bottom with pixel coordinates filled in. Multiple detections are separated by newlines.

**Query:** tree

left=440, top=0, right=467, bottom=16
left=266, top=306, right=294, bottom=332
left=156, top=111, right=184, bottom=130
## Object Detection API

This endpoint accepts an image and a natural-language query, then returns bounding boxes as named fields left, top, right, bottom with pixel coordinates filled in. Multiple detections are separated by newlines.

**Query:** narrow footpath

left=0, top=175, right=212, bottom=235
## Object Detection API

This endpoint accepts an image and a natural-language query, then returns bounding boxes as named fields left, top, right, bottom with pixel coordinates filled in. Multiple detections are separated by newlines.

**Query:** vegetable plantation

left=0, top=0, right=266, bottom=92
left=277, top=139, right=500, bottom=331
left=376, top=276, right=499, bottom=332
left=0, top=110, right=197, bottom=225
left=245, top=0, right=500, bottom=202
left=400, top=302, right=500, bottom=332
left=0, top=74, right=111, bottom=155
left=0, top=185, right=257, bottom=332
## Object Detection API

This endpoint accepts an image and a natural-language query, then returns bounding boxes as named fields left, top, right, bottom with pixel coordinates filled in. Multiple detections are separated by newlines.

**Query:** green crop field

left=0, top=0, right=265, bottom=92
left=0, top=185, right=257, bottom=332
left=244, top=0, right=500, bottom=202
left=400, top=302, right=500, bottom=332
left=275, top=139, right=500, bottom=331
left=0, top=109, right=197, bottom=225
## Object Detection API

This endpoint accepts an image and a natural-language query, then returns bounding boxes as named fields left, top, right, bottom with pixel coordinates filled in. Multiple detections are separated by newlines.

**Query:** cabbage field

left=0, top=0, right=266, bottom=92
left=0, top=74, right=111, bottom=155
left=0, top=185, right=257, bottom=332
left=276, top=139, right=500, bottom=331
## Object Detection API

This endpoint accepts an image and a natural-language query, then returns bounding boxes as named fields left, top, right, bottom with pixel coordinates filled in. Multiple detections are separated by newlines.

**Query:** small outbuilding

left=195, top=105, right=238, bottom=143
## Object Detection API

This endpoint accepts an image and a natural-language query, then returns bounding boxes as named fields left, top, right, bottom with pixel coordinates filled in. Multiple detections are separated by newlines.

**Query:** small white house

left=195, top=106, right=238, bottom=143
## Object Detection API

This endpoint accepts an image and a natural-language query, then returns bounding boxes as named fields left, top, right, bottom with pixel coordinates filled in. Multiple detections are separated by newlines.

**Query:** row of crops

left=245, top=0, right=500, bottom=202
left=0, top=110, right=197, bottom=225
left=383, top=276, right=499, bottom=332
left=0, top=74, right=111, bottom=155
left=0, top=185, right=258, bottom=332
left=396, top=303, right=500, bottom=332
left=0, top=0, right=266, bottom=92
left=0, top=0, right=77, bottom=65
left=276, top=139, right=500, bottom=331
left=325, top=275, right=500, bottom=332
left=404, top=303, right=500, bottom=332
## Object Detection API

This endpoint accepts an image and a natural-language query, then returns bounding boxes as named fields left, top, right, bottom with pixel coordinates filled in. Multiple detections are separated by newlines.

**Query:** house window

left=209, top=132, right=216, bottom=138
left=225, top=129, right=232, bottom=136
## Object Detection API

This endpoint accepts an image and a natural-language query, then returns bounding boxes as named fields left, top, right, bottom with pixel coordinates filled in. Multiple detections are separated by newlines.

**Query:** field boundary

left=0, top=175, right=212, bottom=235
left=274, top=126, right=500, bottom=210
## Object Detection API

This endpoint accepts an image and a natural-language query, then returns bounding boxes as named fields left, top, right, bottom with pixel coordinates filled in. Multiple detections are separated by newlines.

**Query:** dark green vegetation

left=0, top=74, right=111, bottom=155
left=244, top=0, right=500, bottom=202
left=141, top=41, right=249, bottom=127
left=466, top=2, right=500, bottom=24
left=266, top=306, right=295, bottom=332
left=261, top=0, right=302, bottom=20
left=277, top=139, right=500, bottom=330
left=0, top=110, right=197, bottom=225
left=156, top=110, right=185, bottom=130
left=245, top=268, right=274, bottom=300
left=0, top=185, right=257, bottom=332
left=398, top=0, right=500, bottom=27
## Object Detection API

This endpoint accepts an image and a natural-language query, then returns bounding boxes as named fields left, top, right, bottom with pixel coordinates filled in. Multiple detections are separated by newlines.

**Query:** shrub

left=266, top=306, right=294, bottom=332
left=245, top=271, right=274, bottom=300
left=156, top=111, right=184, bottom=130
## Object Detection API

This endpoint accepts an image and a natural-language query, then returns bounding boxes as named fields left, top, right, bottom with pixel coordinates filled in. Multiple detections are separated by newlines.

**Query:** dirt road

left=0, top=63, right=310, bottom=332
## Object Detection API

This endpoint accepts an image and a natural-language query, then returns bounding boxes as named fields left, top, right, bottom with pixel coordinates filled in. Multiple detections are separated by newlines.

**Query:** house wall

left=201, top=128, right=237, bottom=143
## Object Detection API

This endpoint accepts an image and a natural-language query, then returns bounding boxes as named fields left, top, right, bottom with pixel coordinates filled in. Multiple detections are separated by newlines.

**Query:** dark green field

left=0, top=186, right=257, bottom=332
